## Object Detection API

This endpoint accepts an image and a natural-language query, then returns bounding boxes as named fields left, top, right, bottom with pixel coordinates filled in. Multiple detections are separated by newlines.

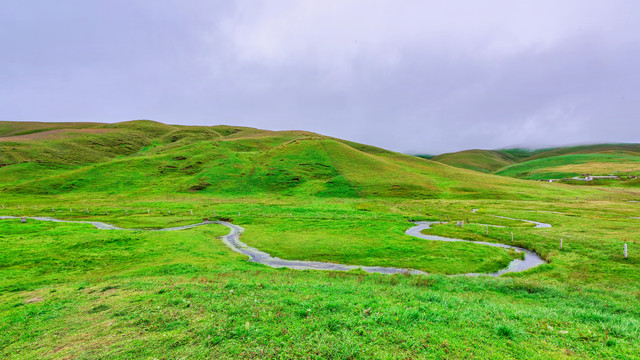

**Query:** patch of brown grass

left=0, top=128, right=115, bottom=142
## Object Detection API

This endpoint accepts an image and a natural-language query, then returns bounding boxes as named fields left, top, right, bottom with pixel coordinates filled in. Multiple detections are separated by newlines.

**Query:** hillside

left=431, top=149, right=519, bottom=173
left=494, top=152, right=640, bottom=180
left=431, top=144, right=640, bottom=185
left=0, top=120, right=589, bottom=200
left=524, top=143, right=640, bottom=160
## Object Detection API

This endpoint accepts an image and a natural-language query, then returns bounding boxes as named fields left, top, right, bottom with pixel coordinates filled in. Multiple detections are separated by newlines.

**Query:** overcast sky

left=1, top=1, right=639, bottom=154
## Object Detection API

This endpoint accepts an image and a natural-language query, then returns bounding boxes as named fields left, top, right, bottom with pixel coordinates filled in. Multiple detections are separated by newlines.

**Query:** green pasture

left=1, top=121, right=640, bottom=358
left=495, top=153, right=640, bottom=180
left=1, top=198, right=640, bottom=359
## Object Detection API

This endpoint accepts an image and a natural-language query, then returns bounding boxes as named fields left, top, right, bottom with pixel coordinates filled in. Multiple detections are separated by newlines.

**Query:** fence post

left=511, top=232, right=514, bottom=242
left=560, top=239, right=563, bottom=249
left=624, top=243, right=628, bottom=259
left=191, top=210, right=193, bottom=215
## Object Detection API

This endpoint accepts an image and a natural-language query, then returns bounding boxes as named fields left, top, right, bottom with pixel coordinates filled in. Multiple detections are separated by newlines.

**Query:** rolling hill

left=431, top=144, right=640, bottom=185
left=430, top=149, right=520, bottom=173
left=0, top=120, right=589, bottom=200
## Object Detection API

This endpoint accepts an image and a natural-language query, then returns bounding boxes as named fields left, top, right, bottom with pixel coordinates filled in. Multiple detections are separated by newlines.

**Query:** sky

left=1, top=1, right=639, bottom=154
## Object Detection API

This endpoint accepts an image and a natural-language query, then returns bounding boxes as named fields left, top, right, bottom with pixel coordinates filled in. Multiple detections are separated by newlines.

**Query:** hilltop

left=0, top=120, right=589, bottom=200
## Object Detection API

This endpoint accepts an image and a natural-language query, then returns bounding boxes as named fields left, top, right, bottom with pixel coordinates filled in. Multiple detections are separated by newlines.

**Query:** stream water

left=1, top=215, right=550, bottom=276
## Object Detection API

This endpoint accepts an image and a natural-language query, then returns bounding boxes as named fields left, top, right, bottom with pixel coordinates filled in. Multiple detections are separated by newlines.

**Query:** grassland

left=431, top=150, right=518, bottom=173
left=432, top=144, right=640, bottom=186
left=1, top=197, right=639, bottom=359
left=494, top=153, right=640, bottom=181
left=1, top=120, right=639, bottom=359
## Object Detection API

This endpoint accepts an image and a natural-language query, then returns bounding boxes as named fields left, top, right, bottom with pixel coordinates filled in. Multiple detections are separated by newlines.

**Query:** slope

left=431, top=149, right=518, bottom=173
left=494, top=152, right=640, bottom=180
left=0, top=120, right=594, bottom=200
left=432, top=143, right=640, bottom=186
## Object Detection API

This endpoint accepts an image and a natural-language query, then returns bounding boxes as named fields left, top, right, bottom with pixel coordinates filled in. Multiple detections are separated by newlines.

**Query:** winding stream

left=405, top=222, right=546, bottom=276
left=0, top=215, right=550, bottom=277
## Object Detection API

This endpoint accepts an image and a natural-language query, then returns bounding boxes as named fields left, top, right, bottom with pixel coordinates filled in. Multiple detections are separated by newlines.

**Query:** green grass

left=0, top=121, right=102, bottom=137
left=494, top=153, right=640, bottom=180
left=432, top=144, right=640, bottom=187
left=1, top=120, right=640, bottom=358
left=0, top=120, right=605, bottom=200
left=432, top=150, right=517, bottom=173
left=0, top=220, right=233, bottom=292
left=1, top=210, right=639, bottom=359
left=241, top=217, right=519, bottom=274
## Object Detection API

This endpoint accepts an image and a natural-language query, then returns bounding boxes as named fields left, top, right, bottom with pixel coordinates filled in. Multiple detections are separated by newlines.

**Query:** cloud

left=1, top=1, right=639, bottom=153
left=221, top=1, right=628, bottom=67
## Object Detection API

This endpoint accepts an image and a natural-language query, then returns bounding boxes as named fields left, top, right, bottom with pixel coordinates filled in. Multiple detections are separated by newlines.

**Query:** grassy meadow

left=494, top=153, right=640, bottom=181
left=1, top=121, right=640, bottom=359
left=432, top=144, right=640, bottom=186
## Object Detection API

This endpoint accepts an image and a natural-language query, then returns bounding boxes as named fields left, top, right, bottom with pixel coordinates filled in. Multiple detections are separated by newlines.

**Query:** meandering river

left=0, top=215, right=550, bottom=276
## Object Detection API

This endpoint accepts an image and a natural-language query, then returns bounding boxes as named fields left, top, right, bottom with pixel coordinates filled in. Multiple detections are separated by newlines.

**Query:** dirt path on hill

left=0, top=215, right=550, bottom=276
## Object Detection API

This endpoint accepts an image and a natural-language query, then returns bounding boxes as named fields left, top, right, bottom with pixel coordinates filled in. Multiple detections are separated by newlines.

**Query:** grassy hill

left=494, top=152, right=640, bottom=180
left=432, top=144, right=640, bottom=185
left=431, top=149, right=519, bottom=173
left=0, top=120, right=593, bottom=200
left=524, top=143, right=640, bottom=160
